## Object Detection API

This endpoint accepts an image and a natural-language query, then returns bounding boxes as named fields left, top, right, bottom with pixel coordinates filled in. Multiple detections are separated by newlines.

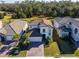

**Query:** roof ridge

left=8, top=24, right=16, bottom=34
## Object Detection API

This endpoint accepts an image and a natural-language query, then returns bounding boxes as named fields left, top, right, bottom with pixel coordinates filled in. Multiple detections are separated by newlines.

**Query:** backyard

left=53, top=28, right=76, bottom=54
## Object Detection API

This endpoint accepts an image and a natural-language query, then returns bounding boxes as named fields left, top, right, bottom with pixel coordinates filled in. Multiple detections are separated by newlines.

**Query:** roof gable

left=0, top=24, right=15, bottom=35
left=10, top=20, right=28, bottom=34
left=29, top=19, right=53, bottom=28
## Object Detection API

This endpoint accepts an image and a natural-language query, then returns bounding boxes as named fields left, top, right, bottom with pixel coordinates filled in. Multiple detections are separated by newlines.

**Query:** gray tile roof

left=71, top=18, right=79, bottom=27
left=54, top=17, right=71, bottom=24
left=54, top=17, right=79, bottom=28
left=54, top=17, right=63, bottom=23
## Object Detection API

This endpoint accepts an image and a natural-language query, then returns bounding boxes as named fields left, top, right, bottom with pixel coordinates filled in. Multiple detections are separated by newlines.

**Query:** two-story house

left=54, top=17, right=79, bottom=48
left=28, top=19, right=53, bottom=42
left=0, top=19, right=53, bottom=43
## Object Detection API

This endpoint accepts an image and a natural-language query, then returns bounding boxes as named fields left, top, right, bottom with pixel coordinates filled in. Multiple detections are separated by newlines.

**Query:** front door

left=42, top=34, right=46, bottom=42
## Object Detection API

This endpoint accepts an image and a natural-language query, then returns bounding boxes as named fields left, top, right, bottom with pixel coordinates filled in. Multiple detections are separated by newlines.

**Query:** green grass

left=61, top=54, right=75, bottom=57
left=44, top=42, right=60, bottom=57
left=74, top=49, right=79, bottom=56
left=16, top=16, right=50, bottom=22
left=18, top=50, right=27, bottom=57
left=2, top=15, right=12, bottom=25
left=21, top=16, right=40, bottom=22
left=44, top=28, right=60, bottom=57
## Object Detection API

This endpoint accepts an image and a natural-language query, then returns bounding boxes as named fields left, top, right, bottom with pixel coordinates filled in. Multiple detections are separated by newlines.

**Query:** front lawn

left=61, top=54, right=75, bottom=57
left=17, top=50, right=27, bottom=57
left=44, top=42, right=60, bottom=57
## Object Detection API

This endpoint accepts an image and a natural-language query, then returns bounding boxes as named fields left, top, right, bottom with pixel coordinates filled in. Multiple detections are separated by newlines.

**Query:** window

left=49, top=32, right=51, bottom=35
left=43, top=29, right=45, bottom=32
left=74, top=28, right=78, bottom=34
left=69, top=22, right=72, bottom=25
left=49, top=30, right=51, bottom=35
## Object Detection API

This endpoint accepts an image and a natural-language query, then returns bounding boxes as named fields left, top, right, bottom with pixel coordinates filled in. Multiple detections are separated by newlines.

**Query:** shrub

left=13, top=34, right=20, bottom=41
left=9, top=47, right=20, bottom=56
left=45, top=37, right=53, bottom=45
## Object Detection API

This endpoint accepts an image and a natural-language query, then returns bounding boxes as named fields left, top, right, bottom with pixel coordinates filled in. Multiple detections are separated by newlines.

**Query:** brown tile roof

left=42, top=19, right=53, bottom=27
left=29, top=19, right=42, bottom=26
left=10, top=20, right=28, bottom=34
left=29, top=19, right=53, bottom=28
left=0, top=20, right=28, bottom=35
left=0, top=24, right=15, bottom=35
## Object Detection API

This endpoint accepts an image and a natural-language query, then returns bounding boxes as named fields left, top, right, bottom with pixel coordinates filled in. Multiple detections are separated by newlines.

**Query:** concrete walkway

left=27, top=42, right=44, bottom=56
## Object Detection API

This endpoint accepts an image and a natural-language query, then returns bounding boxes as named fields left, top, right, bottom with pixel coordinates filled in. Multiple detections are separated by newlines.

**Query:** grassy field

left=44, top=42, right=60, bottom=57
left=12, top=16, right=52, bottom=22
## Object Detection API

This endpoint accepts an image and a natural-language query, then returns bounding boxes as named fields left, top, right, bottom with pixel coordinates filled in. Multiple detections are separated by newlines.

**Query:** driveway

left=27, top=42, right=44, bottom=56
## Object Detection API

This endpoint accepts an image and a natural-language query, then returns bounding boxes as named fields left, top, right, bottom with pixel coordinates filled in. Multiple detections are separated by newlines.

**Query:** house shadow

left=27, top=42, right=43, bottom=50
left=2, top=41, right=15, bottom=45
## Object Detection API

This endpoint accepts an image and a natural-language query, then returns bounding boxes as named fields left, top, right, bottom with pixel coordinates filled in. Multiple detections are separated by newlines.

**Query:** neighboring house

left=54, top=17, right=72, bottom=37
left=28, top=19, right=53, bottom=42
left=54, top=17, right=79, bottom=48
left=0, top=20, right=28, bottom=41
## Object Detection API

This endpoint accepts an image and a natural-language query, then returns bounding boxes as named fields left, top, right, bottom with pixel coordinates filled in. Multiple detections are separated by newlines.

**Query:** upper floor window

left=49, top=30, right=51, bottom=35
left=74, top=28, right=78, bottom=34
left=69, top=22, right=72, bottom=25
left=43, top=29, right=45, bottom=32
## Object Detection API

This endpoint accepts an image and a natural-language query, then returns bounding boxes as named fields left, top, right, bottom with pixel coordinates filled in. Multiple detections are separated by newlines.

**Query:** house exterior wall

left=75, top=41, right=79, bottom=48
left=71, top=24, right=79, bottom=42
left=23, top=23, right=28, bottom=31
left=29, top=25, right=38, bottom=30
left=40, top=26, right=53, bottom=39
left=29, top=37, right=42, bottom=42
left=6, top=36, right=13, bottom=41
left=0, top=37, right=1, bottom=41
left=59, top=30, right=69, bottom=37
left=54, top=21, right=59, bottom=28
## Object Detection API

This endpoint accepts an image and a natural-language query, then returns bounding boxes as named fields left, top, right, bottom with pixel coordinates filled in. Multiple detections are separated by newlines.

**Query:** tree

left=0, top=0, right=79, bottom=18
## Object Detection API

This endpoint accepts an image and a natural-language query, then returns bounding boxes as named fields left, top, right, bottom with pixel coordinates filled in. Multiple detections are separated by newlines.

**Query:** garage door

left=6, top=36, right=13, bottom=41
left=29, top=37, right=42, bottom=42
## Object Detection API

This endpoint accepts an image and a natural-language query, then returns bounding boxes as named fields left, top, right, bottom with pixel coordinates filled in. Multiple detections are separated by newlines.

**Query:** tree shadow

left=27, top=42, right=43, bottom=50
